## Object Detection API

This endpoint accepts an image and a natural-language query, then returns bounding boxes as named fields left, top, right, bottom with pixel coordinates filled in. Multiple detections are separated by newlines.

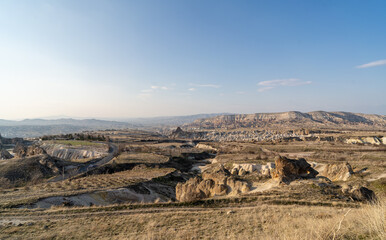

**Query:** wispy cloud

left=188, top=88, right=196, bottom=91
left=139, top=85, right=169, bottom=98
left=257, top=87, right=274, bottom=92
left=356, top=59, right=386, bottom=69
left=151, top=85, right=168, bottom=90
left=190, top=83, right=221, bottom=88
left=141, top=85, right=169, bottom=93
left=257, top=78, right=311, bottom=92
left=236, top=91, right=246, bottom=95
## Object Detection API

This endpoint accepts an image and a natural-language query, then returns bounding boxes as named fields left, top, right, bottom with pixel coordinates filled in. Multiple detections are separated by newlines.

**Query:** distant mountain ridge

left=125, top=113, right=228, bottom=126
left=0, top=118, right=130, bottom=127
left=0, top=118, right=134, bottom=138
left=184, top=111, right=386, bottom=130
left=0, top=114, right=227, bottom=138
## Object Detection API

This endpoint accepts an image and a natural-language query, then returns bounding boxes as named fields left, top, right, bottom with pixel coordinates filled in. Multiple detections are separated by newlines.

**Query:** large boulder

left=271, top=156, right=318, bottom=182
left=176, top=164, right=250, bottom=202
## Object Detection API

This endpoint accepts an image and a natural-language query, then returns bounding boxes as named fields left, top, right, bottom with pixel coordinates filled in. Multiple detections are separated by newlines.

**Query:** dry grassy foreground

left=0, top=199, right=384, bottom=240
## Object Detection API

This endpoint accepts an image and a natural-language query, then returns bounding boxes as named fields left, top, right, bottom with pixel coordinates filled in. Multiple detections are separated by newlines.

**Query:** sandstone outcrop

left=346, top=136, right=384, bottom=145
left=38, top=155, right=61, bottom=174
left=271, top=156, right=318, bottom=182
left=349, top=186, right=377, bottom=202
left=41, top=143, right=107, bottom=161
left=176, top=165, right=250, bottom=202
left=195, top=143, right=218, bottom=152
left=232, top=163, right=275, bottom=177
left=0, top=149, right=13, bottom=160
left=169, top=127, right=193, bottom=139
left=314, top=162, right=353, bottom=181
left=185, top=111, right=386, bottom=130
left=341, top=185, right=377, bottom=202
left=14, top=143, right=46, bottom=158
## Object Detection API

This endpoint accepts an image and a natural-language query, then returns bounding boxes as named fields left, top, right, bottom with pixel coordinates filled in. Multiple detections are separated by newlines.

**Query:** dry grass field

left=0, top=198, right=384, bottom=240
left=0, top=167, right=175, bottom=208
left=115, top=153, right=170, bottom=164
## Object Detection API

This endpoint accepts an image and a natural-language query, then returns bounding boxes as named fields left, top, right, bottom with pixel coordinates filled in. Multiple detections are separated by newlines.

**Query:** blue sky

left=0, top=0, right=385, bottom=119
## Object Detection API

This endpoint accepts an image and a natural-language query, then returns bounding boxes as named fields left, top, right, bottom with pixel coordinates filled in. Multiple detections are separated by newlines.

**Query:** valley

left=0, top=112, right=385, bottom=239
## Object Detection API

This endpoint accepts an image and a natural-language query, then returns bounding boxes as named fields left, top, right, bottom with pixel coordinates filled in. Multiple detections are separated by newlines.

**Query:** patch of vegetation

left=49, top=140, right=102, bottom=147
left=369, top=178, right=386, bottom=196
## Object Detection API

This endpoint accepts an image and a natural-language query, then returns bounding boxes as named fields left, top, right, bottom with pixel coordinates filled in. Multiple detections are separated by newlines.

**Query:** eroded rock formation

left=349, top=186, right=377, bottom=202
left=314, top=162, right=354, bottom=181
left=41, top=143, right=107, bottom=161
left=232, top=163, right=275, bottom=177
left=271, top=156, right=318, bottom=182
left=0, top=149, right=13, bottom=160
left=14, top=143, right=46, bottom=158
left=341, top=184, right=377, bottom=202
left=176, top=164, right=250, bottom=202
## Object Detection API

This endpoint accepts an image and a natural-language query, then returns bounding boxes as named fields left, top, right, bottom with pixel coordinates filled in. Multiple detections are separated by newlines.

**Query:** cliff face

left=185, top=111, right=386, bottom=130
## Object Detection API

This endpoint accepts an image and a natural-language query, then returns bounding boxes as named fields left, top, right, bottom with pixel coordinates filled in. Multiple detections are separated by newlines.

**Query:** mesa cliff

left=184, top=111, right=386, bottom=130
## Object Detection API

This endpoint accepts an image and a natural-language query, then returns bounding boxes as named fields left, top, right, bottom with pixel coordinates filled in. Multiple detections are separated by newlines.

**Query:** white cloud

left=188, top=88, right=196, bottom=91
left=190, top=83, right=221, bottom=88
left=141, top=85, right=169, bottom=94
left=257, top=78, right=311, bottom=92
left=236, top=91, right=246, bottom=95
left=356, top=59, right=386, bottom=69
left=150, top=85, right=168, bottom=90
left=257, top=87, right=274, bottom=92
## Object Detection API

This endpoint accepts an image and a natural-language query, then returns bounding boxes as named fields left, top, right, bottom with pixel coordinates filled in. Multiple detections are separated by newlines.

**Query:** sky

left=0, top=0, right=385, bottom=120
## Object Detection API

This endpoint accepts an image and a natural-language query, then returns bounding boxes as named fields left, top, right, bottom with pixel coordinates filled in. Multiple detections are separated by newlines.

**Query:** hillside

left=0, top=119, right=134, bottom=138
left=184, top=111, right=386, bottom=130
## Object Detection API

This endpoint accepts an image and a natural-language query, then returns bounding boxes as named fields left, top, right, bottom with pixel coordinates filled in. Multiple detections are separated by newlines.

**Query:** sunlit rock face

left=271, top=156, right=318, bottom=183
left=176, top=164, right=250, bottom=202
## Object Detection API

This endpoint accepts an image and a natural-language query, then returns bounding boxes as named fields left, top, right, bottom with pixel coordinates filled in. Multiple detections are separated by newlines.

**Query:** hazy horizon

left=1, top=0, right=385, bottom=119
left=1, top=109, right=385, bottom=122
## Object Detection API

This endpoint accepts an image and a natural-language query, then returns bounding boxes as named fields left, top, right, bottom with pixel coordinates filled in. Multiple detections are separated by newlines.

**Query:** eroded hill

left=184, top=111, right=386, bottom=130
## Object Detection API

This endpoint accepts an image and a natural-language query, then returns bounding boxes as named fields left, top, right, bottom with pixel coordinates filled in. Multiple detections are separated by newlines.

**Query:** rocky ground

left=0, top=129, right=384, bottom=239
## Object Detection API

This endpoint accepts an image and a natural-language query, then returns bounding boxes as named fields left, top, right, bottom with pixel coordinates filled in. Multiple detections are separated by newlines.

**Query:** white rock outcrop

left=232, top=162, right=275, bottom=177
left=41, top=143, right=108, bottom=160
left=345, top=136, right=384, bottom=145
